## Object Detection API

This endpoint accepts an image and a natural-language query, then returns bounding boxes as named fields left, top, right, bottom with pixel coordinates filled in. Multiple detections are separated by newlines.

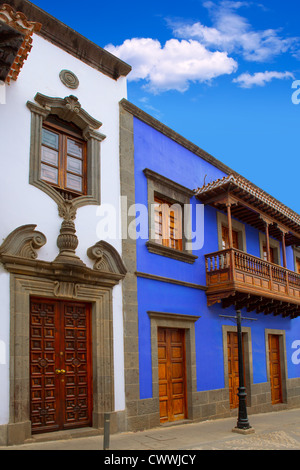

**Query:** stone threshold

left=161, top=419, right=193, bottom=428
left=25, top=427, right=102, bottom=444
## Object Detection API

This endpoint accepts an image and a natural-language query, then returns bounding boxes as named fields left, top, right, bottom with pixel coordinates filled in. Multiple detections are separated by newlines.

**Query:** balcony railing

left=205, top=248, right=300, bottom=308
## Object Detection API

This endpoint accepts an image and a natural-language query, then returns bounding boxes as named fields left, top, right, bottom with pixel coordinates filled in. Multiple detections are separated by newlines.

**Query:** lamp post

left=220, top=310, right=255, bottom=433
left=234, top=309, right=253, bottom=432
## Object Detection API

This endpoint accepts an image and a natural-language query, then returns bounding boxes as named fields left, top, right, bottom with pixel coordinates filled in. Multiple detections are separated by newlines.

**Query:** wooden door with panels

left=227, top=331, right=246, bottom=409
left=263, top=245, right=275, bottom=264
left=30, top=298, right=92, bottom=434
left=222, top=226, right=239, bottom=250
left=268, top=334, right=283, bottom=405
left=158, top=327, right=187, bottom=423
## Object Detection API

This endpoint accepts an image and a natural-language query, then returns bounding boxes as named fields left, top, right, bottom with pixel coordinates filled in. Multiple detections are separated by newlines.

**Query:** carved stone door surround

left=0, top=223, right=126, bottom=445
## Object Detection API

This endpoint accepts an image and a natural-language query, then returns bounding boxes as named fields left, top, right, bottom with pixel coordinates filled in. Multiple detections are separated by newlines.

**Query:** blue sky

left=32, top=0, right=300, bottom=213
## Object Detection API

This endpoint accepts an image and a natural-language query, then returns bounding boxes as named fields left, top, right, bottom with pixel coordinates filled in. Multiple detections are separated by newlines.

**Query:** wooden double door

left=158, top=327, right=187, bottom=423
left=30, top=298, right=92, bottom=434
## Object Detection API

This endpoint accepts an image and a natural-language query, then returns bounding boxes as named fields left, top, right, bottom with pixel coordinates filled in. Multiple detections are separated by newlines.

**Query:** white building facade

left=0, top=0, right=131, bottom=445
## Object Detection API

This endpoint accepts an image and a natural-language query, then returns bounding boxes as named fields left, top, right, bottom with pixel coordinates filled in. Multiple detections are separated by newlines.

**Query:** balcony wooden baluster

left=205, top=248, right=300, bottom=317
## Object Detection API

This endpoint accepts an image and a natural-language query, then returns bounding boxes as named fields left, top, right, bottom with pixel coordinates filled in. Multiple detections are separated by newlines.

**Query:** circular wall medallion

left=59, top=69, right=79, bottom=89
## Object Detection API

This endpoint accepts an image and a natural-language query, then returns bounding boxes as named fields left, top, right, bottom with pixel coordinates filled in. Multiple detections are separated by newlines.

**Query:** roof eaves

left=1, top=0, right=132, bottom=80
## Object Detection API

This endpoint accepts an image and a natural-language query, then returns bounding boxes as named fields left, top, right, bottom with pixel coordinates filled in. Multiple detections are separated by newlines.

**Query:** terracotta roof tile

left=195, top=174, right=300, bottom=229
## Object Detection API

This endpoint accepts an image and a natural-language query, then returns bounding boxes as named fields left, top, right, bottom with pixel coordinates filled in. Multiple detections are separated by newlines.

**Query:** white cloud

left=233, top=71, right=295, bottom=88
left=171, top=0, right=299, bottom=62
left=105, top=1, right=298, bottom=94
left=105, top=38, right=237, bottom=93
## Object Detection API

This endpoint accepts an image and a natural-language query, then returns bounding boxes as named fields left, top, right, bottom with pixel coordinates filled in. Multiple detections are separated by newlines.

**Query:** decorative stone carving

left=62, top=95, right=81, bottom=120
left=55, top=215, right=85, bottom=266
left=59, top=69, right=79, bottom=89
left=58, top=200, right=77, bottom=222
left=0, top=226, right=126, bottom=289
left=53, top=281, right=79, bottom=298
left=54, top=199, right=85, bottom=265
left=87, top=240, right=127, bottom=275
left=0, top=224, right=46, bottom=259
left=56, top=221, right=78, bottom=257
left=32, top=93, right=103, bottom=131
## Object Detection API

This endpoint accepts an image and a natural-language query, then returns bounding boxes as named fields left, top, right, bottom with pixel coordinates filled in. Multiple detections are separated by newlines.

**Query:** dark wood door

left=227, top=332, right=246, bottom=409
left=158, top=327, right=187, bottom=423
left=268, top=334, right=283, bottom=405
left=263, top=245, right=275, bottom=263
left=30, top=298, right=92, bottom=434
left=222, top=226, right=239, bottom=250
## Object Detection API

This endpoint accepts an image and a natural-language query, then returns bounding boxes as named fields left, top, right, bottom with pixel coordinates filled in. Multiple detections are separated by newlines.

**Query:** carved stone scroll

left=87, top=240, right=127, bottom=276
left=0, top=224, right=46, bottom=259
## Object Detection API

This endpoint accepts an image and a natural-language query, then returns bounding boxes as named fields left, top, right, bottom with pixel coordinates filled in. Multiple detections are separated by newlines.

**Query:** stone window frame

left=265, top=329, right=288, bottom=404
left=259, top=232, right=281, bottom=266
left=147, top=311, right=200, bottom=422
left=26, top=93, right=106, bottom=210
left=143, top=168, right=198, bottom=264
left=217, top=211, right=247, bottom=252
left=222, top=324, right=253, bottom=408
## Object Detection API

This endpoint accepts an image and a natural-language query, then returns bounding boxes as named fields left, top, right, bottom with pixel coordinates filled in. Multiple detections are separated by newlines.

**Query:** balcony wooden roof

left=195, top=175, right=300, bottom=246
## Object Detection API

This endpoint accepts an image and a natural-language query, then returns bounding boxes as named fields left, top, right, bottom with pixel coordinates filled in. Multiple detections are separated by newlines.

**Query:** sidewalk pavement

left=1, top=408, right=300, bottom=451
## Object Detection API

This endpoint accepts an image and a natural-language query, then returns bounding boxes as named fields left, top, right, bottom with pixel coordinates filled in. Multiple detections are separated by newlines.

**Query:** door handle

left=55, top=369, right=66, bottom=374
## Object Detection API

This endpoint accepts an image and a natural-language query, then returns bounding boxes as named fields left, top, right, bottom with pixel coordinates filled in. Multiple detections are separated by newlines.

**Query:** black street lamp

left=220, top=310, right=256, bottom=433
left=234, top=309, right=253, bottom=432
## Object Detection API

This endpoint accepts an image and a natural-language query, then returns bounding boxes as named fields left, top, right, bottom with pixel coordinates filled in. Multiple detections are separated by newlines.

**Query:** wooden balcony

left=205, top=248, right=300, bottom=318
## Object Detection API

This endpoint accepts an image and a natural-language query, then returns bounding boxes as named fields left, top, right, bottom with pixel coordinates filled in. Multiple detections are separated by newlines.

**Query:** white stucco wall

left=0, top=32, right=127, bottom=423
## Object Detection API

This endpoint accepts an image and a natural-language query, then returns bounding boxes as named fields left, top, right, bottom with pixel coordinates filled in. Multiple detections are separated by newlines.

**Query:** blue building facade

left=119, top=99, right=300, bottom=431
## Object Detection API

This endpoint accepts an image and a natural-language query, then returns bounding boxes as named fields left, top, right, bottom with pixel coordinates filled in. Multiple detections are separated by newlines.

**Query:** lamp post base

left=232, top=426, right=255, bottom=434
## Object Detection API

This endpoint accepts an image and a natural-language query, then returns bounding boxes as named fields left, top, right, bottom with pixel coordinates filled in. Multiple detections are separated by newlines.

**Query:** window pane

left=41, top=146, right=58, bottom=166
left=41, top=164, right=58, bottom=184
left=66, top=173, right=82, bottom=192
left=67, top=156, right=82, bottom=175
left=42, top=128, right=59, bottom=149
left=154, top=204, right=163, bottom=243
left=67, top=138, right=83, bottom=158
left=168, top=206, right=182, bottom=250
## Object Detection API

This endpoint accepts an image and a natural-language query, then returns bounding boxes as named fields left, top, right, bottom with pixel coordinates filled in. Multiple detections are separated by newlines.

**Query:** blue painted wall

left=132, top=116, right=300, bottom=400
